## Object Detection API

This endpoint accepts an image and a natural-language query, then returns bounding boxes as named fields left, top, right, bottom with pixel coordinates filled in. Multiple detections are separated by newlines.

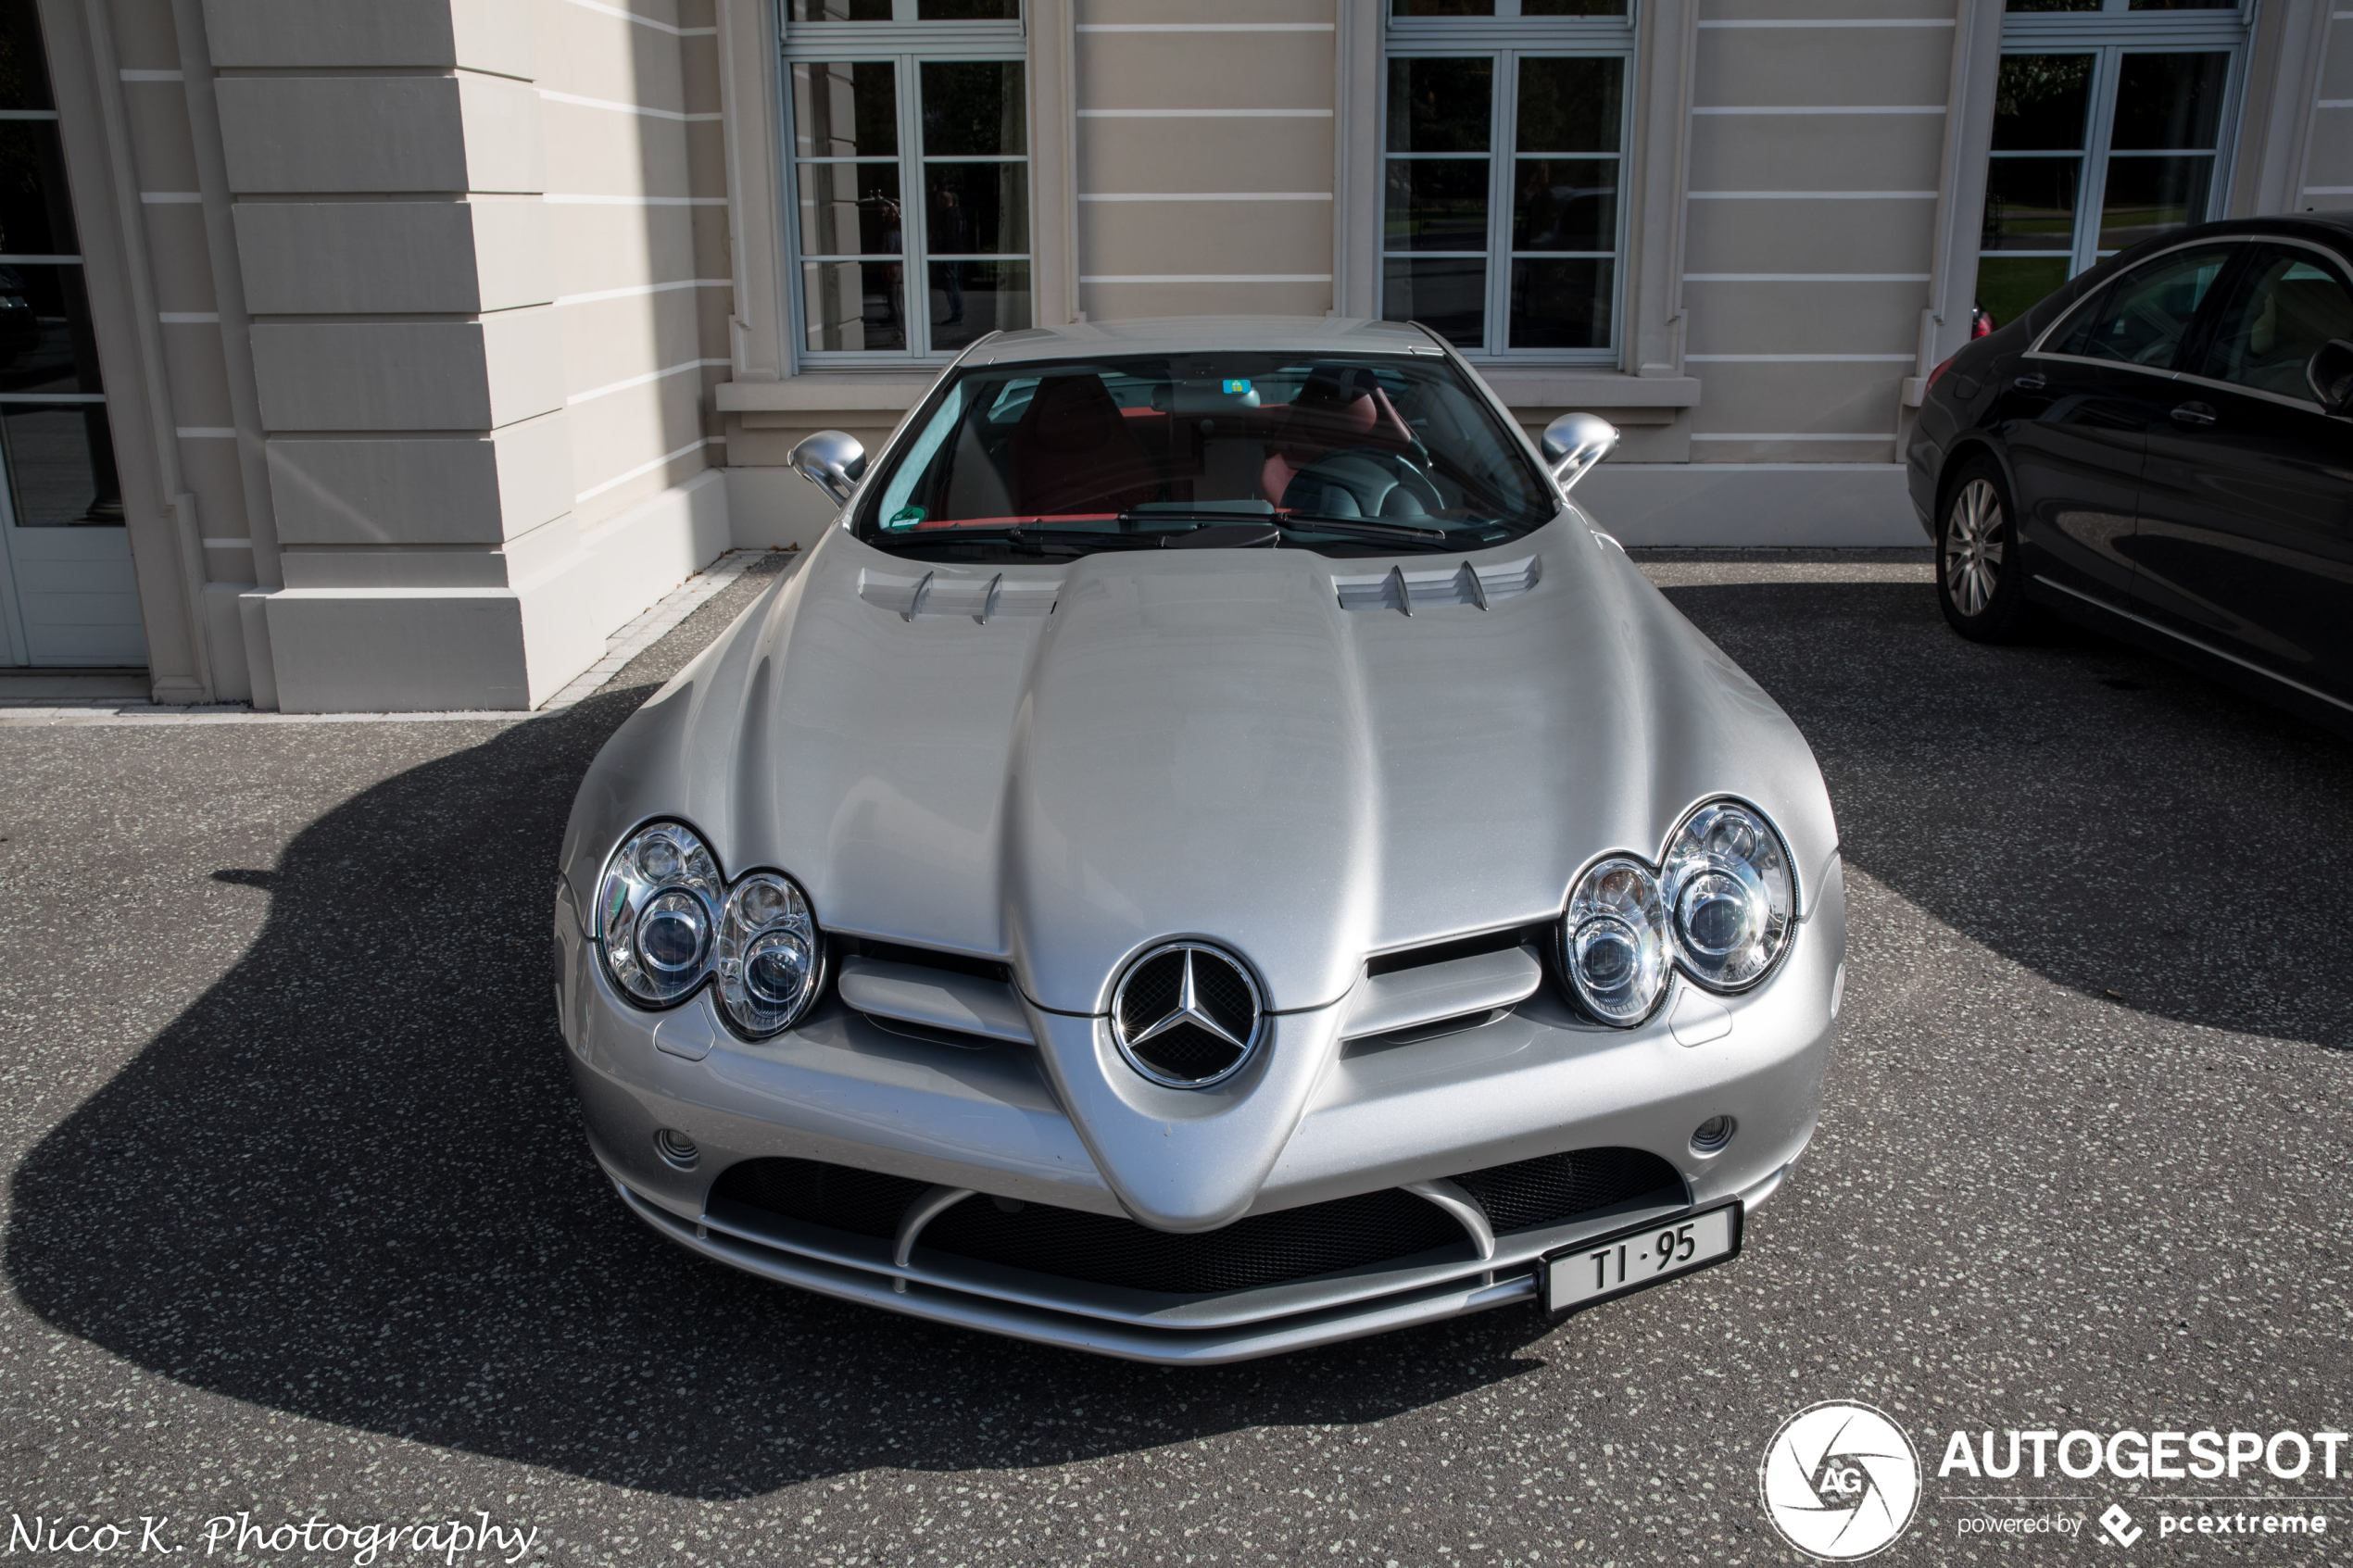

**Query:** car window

left=2192, top=245, right=2353, bottom=402
left=856, top=351, right=1558, bottom=560
left=2046, top=243, right=2235, bottom=370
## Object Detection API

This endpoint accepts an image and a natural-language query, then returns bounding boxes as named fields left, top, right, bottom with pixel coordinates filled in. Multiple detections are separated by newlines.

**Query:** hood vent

left=837, top=954, right=1035, bottom=1047
left=860, top=568, right=1060, bottom=622
left=1333, top=556, right=1540, bottom=615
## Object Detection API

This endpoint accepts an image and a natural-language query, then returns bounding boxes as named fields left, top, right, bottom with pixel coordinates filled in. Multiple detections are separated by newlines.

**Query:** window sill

left=1474, top=370, right=1702, bottom=410
left=716, top=374, right=939, bottom=415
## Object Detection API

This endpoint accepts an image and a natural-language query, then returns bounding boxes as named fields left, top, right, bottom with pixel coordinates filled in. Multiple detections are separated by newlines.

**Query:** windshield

left=852, top=351, right=1558, bottom=559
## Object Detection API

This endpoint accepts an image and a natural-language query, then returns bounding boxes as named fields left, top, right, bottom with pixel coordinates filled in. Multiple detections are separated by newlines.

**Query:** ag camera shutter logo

left=1758, top=1400, right=1922, bottom=1560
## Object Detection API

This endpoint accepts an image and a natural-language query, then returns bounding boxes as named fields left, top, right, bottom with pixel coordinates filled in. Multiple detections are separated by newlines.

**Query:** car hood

left=560, top=513, right=1838, bottom=1223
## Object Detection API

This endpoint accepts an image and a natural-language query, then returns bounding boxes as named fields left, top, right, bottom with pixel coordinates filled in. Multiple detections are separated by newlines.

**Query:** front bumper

left=556, top=861, right=1844, bottom=1362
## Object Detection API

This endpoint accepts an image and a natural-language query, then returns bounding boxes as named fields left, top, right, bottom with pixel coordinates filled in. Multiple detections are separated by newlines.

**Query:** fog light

left=653, top=1127, right=699, bottom=1169
left=1690, top=1115, right=1735, bottom=1155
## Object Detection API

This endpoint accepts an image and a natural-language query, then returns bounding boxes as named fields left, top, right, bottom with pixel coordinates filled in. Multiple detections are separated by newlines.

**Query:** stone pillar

left=206, top=0, right=588, bottom=711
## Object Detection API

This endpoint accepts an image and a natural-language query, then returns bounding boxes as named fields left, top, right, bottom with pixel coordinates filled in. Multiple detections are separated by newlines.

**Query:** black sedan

left=1907, top=215, right=2353, bottom=734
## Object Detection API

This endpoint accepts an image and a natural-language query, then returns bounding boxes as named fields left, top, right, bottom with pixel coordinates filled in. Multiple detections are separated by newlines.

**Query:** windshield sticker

left=1222, top=379, right=1252, bottom=395
left=887, top=506, right=926, bottom=530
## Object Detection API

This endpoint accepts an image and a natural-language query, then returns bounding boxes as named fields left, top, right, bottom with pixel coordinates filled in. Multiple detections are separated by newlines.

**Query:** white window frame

left=1379, top=4, right=1639, bottom=365
left=778, top=3, right=1031, bottom=368
left=1987, top=4, right=2252, bottom=291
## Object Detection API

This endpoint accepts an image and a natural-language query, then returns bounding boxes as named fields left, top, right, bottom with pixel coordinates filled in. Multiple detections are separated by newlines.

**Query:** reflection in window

left=1980, top=53, right=2088, bottom=329
left=1381, top=11, right=1630, bottom=360
left=0, top=403, right=119, bottom=525
left=0, top=0, right=115, bottom=526
left=786, top=46, right=1030, bottom=357
left=2056, top=244, right=2231, bottom=367
left=789, top=1, right=1020, bottom=19
left=2196, top=249, right=2353, bottom=399
left=1393, top=0, right=1627, bottom=12
left=1978, top=18, right=2241, bottom=329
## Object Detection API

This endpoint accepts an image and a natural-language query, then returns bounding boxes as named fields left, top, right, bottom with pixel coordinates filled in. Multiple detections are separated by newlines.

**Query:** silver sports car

left=554, top=317, right=1843, bottom=1363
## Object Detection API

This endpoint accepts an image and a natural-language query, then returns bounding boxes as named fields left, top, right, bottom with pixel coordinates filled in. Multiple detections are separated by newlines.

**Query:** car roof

left=2009, top=213, right=2353, bottom=335
left=961, top=315, right=1446, bottom=367
left=2130, top=212, right=2353, bottom=256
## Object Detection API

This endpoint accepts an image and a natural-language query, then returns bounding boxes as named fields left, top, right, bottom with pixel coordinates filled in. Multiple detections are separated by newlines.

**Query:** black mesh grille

left=1196, top=961, right=1254, bottom=1022
left=708, top=1158, right=930, bottom=1240
left=837, top=936, right=1012, bottom=984
left=917, top=1187, right=1467, bottom=1295
left=1448, top=1148, right=1684, bottom=1235
left=707, top=1145, right=1686, bottom=1298
left=1128, top=1022, right=1238, bottom=1082
left=1365, top=923, right=1552, bottom=978
left=1121, top=959, right=1179, bottom=1024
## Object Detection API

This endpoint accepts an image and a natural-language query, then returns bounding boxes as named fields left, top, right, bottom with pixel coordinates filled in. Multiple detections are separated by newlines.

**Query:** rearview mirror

left=788, top=430, right=868, bottom=506
left=1539, top=411, right=1619, bottom=494
left=2307, top=339, right=2353, bottom=414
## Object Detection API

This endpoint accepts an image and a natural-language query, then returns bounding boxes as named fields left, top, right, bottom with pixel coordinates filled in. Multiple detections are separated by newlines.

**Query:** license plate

left=1542, top=1203, right=1743, bottom=1314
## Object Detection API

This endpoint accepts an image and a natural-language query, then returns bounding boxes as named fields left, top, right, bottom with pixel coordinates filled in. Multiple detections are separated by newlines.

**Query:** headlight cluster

left=1560, top=799, right=1793, bottom=1026
left=597, top=821, right=823, bottom=1037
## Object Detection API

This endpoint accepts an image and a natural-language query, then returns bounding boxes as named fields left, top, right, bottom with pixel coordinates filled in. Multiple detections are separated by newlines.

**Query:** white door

left=0, top=2, right=148, bottom=669
left=0, top=400, right=145, bottom=666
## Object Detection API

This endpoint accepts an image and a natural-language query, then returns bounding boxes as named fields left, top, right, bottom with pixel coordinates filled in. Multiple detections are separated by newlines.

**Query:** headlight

left=715, top=872, right=823, bottom=1036
left=597, top=822, right=724, bottom=1004
left=1561, top=855, right=1670, bottom=1025
left=1662, top=799, right=1793, bottom=991
left=594, top=822, right=827, bottom=1035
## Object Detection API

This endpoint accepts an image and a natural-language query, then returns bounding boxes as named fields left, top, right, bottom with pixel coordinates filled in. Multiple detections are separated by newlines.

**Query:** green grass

left=1974, top=255, right=2073, bottom=331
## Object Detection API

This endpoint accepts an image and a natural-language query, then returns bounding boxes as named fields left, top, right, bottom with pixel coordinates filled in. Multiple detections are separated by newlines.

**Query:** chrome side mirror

left=2307, top=338, right=2353, bottom=414
left=788, top=430, right=868, bottom=506
left=1539, top=411, right=1619, bottom=494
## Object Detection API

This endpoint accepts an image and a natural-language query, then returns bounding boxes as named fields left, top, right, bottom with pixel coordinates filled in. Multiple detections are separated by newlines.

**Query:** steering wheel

left=1283, top=447, right=1448, bottom=520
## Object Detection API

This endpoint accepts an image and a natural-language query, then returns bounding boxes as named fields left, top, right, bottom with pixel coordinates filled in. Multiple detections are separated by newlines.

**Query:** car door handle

left=2014, top=373, right=2046, bottom=391
left=2171, top=401, right=2217, bottom=427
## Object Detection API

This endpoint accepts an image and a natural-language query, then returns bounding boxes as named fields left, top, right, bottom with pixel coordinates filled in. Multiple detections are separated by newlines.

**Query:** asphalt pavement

left=3, top=547, right=2349, bottom=1567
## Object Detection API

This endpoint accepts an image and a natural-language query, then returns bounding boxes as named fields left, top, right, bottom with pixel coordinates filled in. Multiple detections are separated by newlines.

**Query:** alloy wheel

left=1944, top=477, right=2005, bottom=617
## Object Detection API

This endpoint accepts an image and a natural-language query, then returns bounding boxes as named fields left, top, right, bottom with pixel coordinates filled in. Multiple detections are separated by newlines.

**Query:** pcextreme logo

left=1758, top=1401, right=1923, bottom=1561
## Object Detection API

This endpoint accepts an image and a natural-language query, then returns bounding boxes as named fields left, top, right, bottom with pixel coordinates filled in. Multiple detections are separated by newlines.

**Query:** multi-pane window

left=1979, top=2, right=2245, bottom=328
left=0, top=2, right=117, bottom=527
left=784, top=2, right=1029, bottom=361
left=1381, top=2, right=1632, bottom=360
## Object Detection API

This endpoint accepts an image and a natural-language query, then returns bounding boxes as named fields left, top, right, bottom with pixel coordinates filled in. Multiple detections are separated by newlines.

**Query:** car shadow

left=1657, top=576, right=2353, bottom=1050
left=19, top=570, right=2343, bottom=1499
left=3, top=682, right=1552, bottom=1500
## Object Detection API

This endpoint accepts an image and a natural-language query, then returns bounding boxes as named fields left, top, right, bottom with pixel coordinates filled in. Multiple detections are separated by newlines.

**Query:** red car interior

left=1009, top=374, right=1161, bottom=515
left=986, top=365, right=1421, bottom=525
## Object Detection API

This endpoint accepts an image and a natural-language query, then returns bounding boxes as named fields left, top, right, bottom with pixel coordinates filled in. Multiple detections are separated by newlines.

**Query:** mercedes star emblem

left=1110, top=942, right=1265, bottom=1088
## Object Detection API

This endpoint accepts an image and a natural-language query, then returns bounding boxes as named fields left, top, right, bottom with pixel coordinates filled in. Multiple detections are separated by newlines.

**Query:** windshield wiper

left=1273, top=511, right=1449, bottom=546
left=1000, top=527, right=1162, bottom=553
left=1116, top=507, right=1273, bottom=526
left=878, top=525, right=1165, bottom=556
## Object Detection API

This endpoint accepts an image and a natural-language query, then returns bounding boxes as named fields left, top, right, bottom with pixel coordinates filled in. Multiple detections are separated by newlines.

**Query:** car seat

left=1010, top=374, right=1161, bottom=515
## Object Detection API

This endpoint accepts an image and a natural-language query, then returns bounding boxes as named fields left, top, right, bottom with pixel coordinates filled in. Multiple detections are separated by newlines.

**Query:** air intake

left=1449, top=1148, right=1681, bottom=1234
left=705, top=1146, right=1686, bottom=1299
left=859, top=568, right=1059, bottom=621
left=1334, top=556, right=1540, bottom=615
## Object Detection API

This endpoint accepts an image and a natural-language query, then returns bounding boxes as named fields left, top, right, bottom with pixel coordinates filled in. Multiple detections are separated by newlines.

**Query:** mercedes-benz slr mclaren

left=553, top=316, right=1844, bottom=1363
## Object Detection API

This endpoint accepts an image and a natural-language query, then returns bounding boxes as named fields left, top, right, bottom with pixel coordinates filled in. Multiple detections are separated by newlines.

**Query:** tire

left=1935, top=457, right=2033, bottom=643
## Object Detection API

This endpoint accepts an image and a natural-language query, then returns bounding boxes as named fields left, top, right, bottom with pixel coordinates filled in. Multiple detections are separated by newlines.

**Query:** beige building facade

left=4, top=0, right=2347, bottom=709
